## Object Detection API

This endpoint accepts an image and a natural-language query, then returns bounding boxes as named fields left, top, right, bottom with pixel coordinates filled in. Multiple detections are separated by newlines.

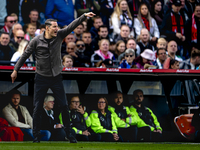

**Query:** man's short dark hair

left=82, top=31, right=91, bottom=36
left=45, top=19, right=57, bottom=28
left=157, top=48, right=167, bottom=55
left=0, top=32, right=10, bottom=37
left=30, top=9, right=39, bottom=15
left=4, top=15, right=11, bottom=22
left=127, top=38, right=136, bottom=44
left=191, top=49, right=200, bottom=59
left=133, top=89, right=143, bottom=97
left=98, top=25, right=108, bottom=32
left=8, top=89, right=21, bottom=100
left=39, top=24, right=45, bottom=30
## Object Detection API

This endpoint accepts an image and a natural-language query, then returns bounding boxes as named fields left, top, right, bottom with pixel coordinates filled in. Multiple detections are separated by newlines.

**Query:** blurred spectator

left=0, top=15, right=16, bottom=34
left=45, top=0, right=74, bottom=27
left=119, top=48, right=137, bottom=68
left=91, top=39, right=115, bottom=66
left=167, top=40, right=183, bottom=61
left=179, top=48, right=200, bottom=69
left=89, top=16, right=103, bottom=39
left=153, top=48, right=167, bottom=69
left=65, top=42, right=77, bottom=60
left=0, top=32, right=14, bottom=61
left=24, top=23, right=37, bottom=41
left=109, top=40, right=117, bottom=56
left=150, top=0, right=164, bottom=26
left=185, top=0, right=198, bottom=18
left=111, top=0, right=134, bottom=38
left=10, top=13, right=18, bottom=23
left=180, top=0, right=190, bottom=23
left=156, top=37, right=167, bottom=49
left=10, top=23, right=23, bottom=40
left=9, top=30, right=25, bottom=52
left=134, top=49, right=155, bottom=69
left=28, top=9, right=41, bottom=29
left=82, top=31, right=94, bottom=56
left=92, top=25, right=109, bottom=51
left=74, top=23, right=84, bottom=40
left=0, top=0, right=7, bottom=28
left=62, top=54, right=74, bottom=67
left=185, top=4, right=200, bottom=51
left=163, top=57, right=180, bottom=69
left=61, top=33, right=76, bottom=57
left=35, top=24, right=45, bottom=36
left=96, top=59, right=115, bottom=68
left=134, top=3, right=160, bottom=44
left=82, top=20, right=88, bottom=31
left=114, top=25, right=130, bottom=44
left=75, top=0, right=100, bottom=17
left=10, top=39, right=34, bottom=66
left=115, top=40, right=126, bottom=59
left=137, top=28, right=155, bottom=54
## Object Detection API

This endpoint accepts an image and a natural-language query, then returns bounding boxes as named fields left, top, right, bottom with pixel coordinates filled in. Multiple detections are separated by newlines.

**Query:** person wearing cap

left=130, top=89, right=163, bottom=141
left=134, top=49, right=155, bottom=69
left=41, top=95, right=67, bottom=141
left=96, top=59, right=115, bottom=68
left=119, top=48, right=137, bottom=68
left=2, top=89, right=50, bottom=141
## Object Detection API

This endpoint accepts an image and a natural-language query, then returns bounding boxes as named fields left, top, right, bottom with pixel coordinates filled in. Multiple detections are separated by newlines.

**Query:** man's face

left=29, top=11, right=39, bottom=22
left=0, top=34, right=10, bottom=46
left=134, top=92, right=144, bottom=104
left=120, top=26, right=130, bottom=38
left=76, top=41, right=85, bottom=51
left=44, top=101, right=54, bottom=110
left=172, top=5, right=181, bottom=13
left=66, top=43, right=75, bottom=53
left=114, top=93, right=123, bottom=106
left=194, top=6, right=200, bottom=18
left=167, top=41, right=177, bottom=54
left=63, top=57, right=73, bottom=67
left=5, top=16, right=16, bottom=29
left=126, top=39, right=136, bottom=49
left=98, top=27, right=108, bottom=39
left=70, top=97, right=80, bottom=110
left=140, top=29, right=149, bottom=43
left=13, top=24, right=22, bottom=36
left=157, top=49, right=167, bottom=61
left=82, top=33, right=92, bottom=44
left=65, top=34, right=76, bottom=44
left=93, top=18, right=103, bottom=30
left=14, top=30, right=24, bottom=44
left=11, top=94, right=20, bottom=107
left=27, top=25, right=36, bottom=36
left=47, top=21, right=59, bottom=38
left=157, top=42, right=167, bottom=49
left=74, top=25, right=83, bottom=35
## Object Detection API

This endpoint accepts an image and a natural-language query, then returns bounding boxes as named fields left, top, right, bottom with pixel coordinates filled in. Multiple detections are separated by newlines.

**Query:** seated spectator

left=89, top=16, right=103, bottom=39
left=10, top=39, right=34, bottom=66
left=82, top=20, right=88, bottom=31
left=2, top=90, right=50, bottom=141
left=137, top=28, right=155, bottom=54
left=60, top=96, right=101, bottom=141
left=91, top=39, right=115, bottom=67
left=28, top=9, right=41, bottom=29
left=134, top=3, right=160, bottom=44
left=150, top=0, right=164, bottom=26
left=0, top=15, right=16, bottom=34
left=9, top=30, right=24, bottom=52
left=130, top=89, right=163, bottom=141
left=119, top=48, right=137, bottom=68
left=114, top=25, right=130, bottom=44
left=90, top=97, right=137, bottom=142
left=62, top=55, right=74, bottom=68
left=108, top=91, right=151, bottom=141
left=179, top=48, right=200, bottom=69
left=75, top=0, right=100, bottom=17
left=35, top=24, right=46, bottom=36
left=153, top=48, right=167, bottom=69
left=96, top=59, right=115, bottom=68
left=74, top=23, right=84, bottom=40
left=163, top=57, right=180, bottom=69
left=45, top=0, right=74, bottom=27
left=115, top=40, right=126, bottom=59
left=185, top=4, right=200, bottom=51
left=41, top=95, right=67, bottom=141
left=91, top=25, right=110, bottom=51
left=61, top=33, right=76, bottom=57
left=167, top=40, right=183, bottom=61
left=10, top=23, right=22, bottom=40
left=156, top=38, right=167, bottom=50
left=180, top=0, right=190, bottom=23
left=109, top=40, right=117, bottom=57
left=111, top=0, right=134, bottom=38
left=0, top=32, right=14, bottom=63
left=24, top=23, right=36, bottom=41
left=10, top=13, right=18, bottom=23
left=134, top=49, right=155, bottom=69
left=65, top=42, right=77, bottom=60
left=82, top=31, right=94, bottom=56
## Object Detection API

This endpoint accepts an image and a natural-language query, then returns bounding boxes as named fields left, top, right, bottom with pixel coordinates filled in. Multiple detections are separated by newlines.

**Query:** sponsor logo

left=140, top=69, right=153, bottom=72
left=106, top=68, right=119, bottom=72
left=20, top=67, right=34, bottom=70
left=176, top=69, right=189, bottom=73
left=64, top=68, right=78, bottom=71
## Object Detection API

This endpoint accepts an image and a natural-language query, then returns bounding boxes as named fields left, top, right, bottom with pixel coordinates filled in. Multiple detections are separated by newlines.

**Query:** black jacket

left=97, top=109, right=112, bottom=130
left=70, top=110, right=87, bottom=131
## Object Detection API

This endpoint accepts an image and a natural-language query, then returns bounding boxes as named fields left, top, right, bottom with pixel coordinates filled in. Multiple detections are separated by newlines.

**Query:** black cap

left=172, top=0, right=182, bottom=6
left=102, top=59, right=114, bottom=68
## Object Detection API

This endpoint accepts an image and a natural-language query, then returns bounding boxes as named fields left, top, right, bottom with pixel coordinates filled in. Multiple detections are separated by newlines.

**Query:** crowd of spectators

left=0, top=0, right=200, bottom=70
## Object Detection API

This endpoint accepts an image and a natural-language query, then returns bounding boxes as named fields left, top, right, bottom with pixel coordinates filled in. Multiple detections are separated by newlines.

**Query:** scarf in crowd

left=3, top=26, right=9, bottom=33
left=120, top=11, right=133, bottom=29
left=191, top=13, right=197, bottom=43
left=171, top=12, right=184, bottom=35
left=142, top=16, right=150, bottom=31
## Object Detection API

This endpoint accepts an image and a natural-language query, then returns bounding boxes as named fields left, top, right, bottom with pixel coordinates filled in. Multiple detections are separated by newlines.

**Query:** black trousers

left=33, top=73, right=71, bottom=137
left=118, top=126, right=138, bottom=142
